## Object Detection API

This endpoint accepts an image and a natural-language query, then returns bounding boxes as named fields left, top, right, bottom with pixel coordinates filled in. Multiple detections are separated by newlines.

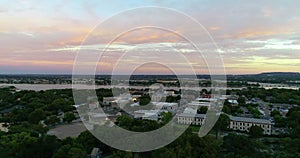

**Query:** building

left=228, top=99, right=238, bottom=105
left=90, top=147, right=101, bottom=158
left=177, top=113, right=206, bottom=126
left=0, top=123, right=9, bottom=132
left=0, top=105, right=24, bottom=114
left=176, top=113, right=272, bottom=135
left=131, top=94, right=141, bottom=102
left=102, top=97, right=116, bottom=106
left=151, top=92, right=166, bottom=102
left=229, top=116, right=272, bottom=135
left=201, top=93, right=211, bottom=98
left=164, top=90, right=176, bottom=96
left=103, top=96, right=131, bottom=109
left=88, top=109, right=109, bottom=126
left=188, top=98, right=218, bottom=108
left=152, top=102, right=178, bottom=114
left=134, top=110, right=163, bottom=121
left=183, top=107, right=197, bottom=114
left=89, top=103, right=99, bottom=110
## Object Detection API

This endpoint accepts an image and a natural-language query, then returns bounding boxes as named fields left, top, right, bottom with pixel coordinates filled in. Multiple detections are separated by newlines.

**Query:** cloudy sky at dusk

left=1, top=0, right=300, bottom=74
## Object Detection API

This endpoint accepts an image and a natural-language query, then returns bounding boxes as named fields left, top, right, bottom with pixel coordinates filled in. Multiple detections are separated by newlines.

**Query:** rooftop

left=152, top=102, right=178, bottom=106
left=229, top=116, right=272, bottom=124
left=134, top=110, right=161, bottom=114
left=196, top=98, right=218, bottom=102
left=177, top=113, right=206, bottom=118
left=177, top=113, right=272, bottom=124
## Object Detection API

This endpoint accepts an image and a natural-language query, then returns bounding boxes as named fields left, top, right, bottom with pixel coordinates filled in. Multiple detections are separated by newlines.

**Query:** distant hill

left=0, top=72, right=300, bottom=84
left=259, top=72, right=300, bottom=76
left=228, top=72, right=300, bottom=83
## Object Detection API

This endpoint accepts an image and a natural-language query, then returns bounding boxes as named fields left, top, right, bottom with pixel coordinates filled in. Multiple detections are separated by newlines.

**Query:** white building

left=151, top=92, right=166, bottom=102
left=229, top=116, right=272, bottom=135
left=183, top=107, right=197, bottom=114
left=152, top=102, right=178, bottom=114
left=103, top=97, right=116, bottom=105
left=177, top=113, right=272, bottom=135
left=87, top=109, right=116, bottom=127
left=177, top=113, right=206, bottom=126
left=164, top=90, right=176, bottom=96
left=134, top=110, right=162, bottom=121
left=188, top=98, right=218, bottom=108
left=88, top=109, right=108, bottom=125
left=0, top=123, right=9, bottom=132
left=103, top=95, right=131, bottom=108
left=89, top=103, right=99, bottom=110
left=228, top=99, right=238, bottom=105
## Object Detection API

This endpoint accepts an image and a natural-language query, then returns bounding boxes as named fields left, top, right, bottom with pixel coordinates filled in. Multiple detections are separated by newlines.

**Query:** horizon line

left=0, top=71, right=299, bottom=76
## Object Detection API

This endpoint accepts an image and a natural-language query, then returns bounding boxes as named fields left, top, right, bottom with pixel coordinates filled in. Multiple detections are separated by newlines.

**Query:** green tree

left=273, top=115, right=287, bottom=127
left=8, top=122, right=49, bottom=135
left=21, top=135, right=61, bottom=158
left=290, top=126, right=300, bottom=138
left=116, top=115, right=133, bottom=128
left=28, top=109, right=46, bottom=124
left=109, top=150, right=133, bottom=158
left=214, top=114, right=230, bottom=139
left=166, top=95, right=181, bottom=103
left=197, top=106, right=208, bottom=114
left=27, top=99, right=45, bottom=109
left=0, top=132, right=38, bottom=157
left=286, top=108, right=300, bottom=129
left=76, top=130, right=110, bottom=154
left=275, top=137, right=300, bottom=157
left=151, top=147, right=176, bottom=158
left=160, top=112, right=173, bottom=125
left=249, top=125, right=264, bottom=138
left=237, top=96, right=246, bottom=106
left=271, top=110, right=281, bottom=117
left=139, top=94, right=151, bottom=105
left=45, top=115, right=61, bottom=126
left=222, top=133, right=264, bottom=157
left=64, top=112, right=76, bottom=123
left=68, top=147, right=87, bottom=158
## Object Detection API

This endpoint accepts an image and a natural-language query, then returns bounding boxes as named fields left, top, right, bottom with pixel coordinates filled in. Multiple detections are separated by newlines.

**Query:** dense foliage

left=0, top=87, right=300, bottom=157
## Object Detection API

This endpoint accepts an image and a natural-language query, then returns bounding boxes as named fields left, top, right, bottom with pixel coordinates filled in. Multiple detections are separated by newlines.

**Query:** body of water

left=0, top=83, right=244, bottom=91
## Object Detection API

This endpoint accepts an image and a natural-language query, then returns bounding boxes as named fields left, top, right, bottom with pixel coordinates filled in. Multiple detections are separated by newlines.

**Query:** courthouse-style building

left=177, top=113, right=272, bottom=135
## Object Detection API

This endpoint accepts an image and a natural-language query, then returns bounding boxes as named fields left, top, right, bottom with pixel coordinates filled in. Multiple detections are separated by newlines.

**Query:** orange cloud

left=109, top=28, right=184, bottom=44
left=209, top=26, right=221, bottom=31
left=57, top=35, right=86, bottom=46
left=236, top=30, right=274, bottom=38
left=218, top=29, right=275, bottom=39
left=11, top=59, right=74, bottom=66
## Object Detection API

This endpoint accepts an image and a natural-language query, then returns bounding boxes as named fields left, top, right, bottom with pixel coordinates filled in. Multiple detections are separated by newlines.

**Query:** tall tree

left=249, top=125, right=264, bottom=138
left=63, top=112, right=76, bottom=123
left=28, top=109, right=46, bottom=124
left=197, top=106, right=208, bottom=114
left=237, top=96, right=246, bottom=106
left=139, top=94, right=151, bottom=106
left=221, top=133, right=267, bottom=157
left=214, top=114, right=230, bottom=139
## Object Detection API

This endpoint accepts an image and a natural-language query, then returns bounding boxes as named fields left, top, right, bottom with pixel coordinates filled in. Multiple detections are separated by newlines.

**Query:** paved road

left=256, top=99, right=271, bottom=119
left=47, top=120, right=87, bottom=139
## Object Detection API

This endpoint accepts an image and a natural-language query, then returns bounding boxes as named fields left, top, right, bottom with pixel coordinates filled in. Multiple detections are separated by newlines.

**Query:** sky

left=0, top=0, right=300, bottom=75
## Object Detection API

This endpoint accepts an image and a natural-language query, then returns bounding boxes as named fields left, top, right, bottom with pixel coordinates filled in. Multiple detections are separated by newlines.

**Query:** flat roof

left=152, top=102, right=178, bottom=106
left=134, top=110, right=161, bottom=114
left=229, top=116, right=272, bottom=124
left=177, top=113, right=272, bottom=124
left=196, top=98, right=217, bottom=101
left=177, top=113, right=206, bottom=118
left=188, top=102, right=210, bottom=106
